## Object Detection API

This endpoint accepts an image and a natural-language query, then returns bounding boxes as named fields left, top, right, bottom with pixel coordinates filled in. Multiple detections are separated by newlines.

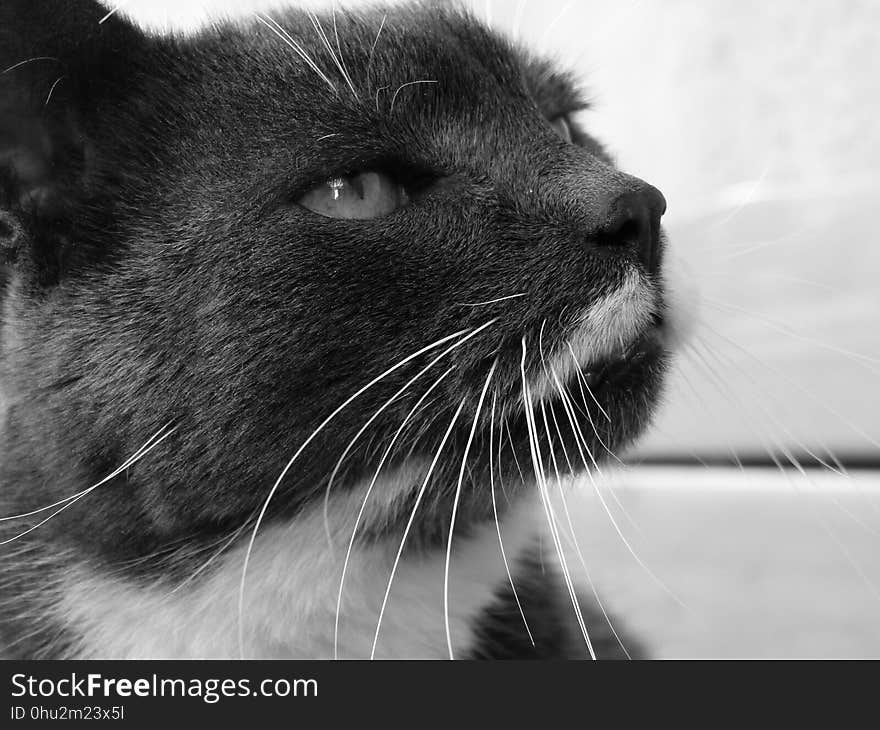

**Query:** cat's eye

left=549, top=115, right=573, bottom=143
left=297, top=171, right=409, bottom=219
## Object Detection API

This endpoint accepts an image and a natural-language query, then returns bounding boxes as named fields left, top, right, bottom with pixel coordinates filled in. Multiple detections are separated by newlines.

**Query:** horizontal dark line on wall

left=630, top=453, right=880, bottom=470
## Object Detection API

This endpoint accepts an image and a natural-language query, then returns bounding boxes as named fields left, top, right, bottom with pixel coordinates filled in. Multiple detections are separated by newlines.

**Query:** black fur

left=1, top=0, right=669, bottom=658
left=469, top=549, right=646, bottom=659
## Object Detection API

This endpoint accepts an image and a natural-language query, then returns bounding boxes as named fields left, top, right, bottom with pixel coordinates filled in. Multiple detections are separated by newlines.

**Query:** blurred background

left=111, top=0, right=880, bottom=656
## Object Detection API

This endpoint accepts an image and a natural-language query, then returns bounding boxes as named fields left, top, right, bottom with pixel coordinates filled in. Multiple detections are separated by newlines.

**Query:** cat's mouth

left=576, top=314, right=665, bottom=394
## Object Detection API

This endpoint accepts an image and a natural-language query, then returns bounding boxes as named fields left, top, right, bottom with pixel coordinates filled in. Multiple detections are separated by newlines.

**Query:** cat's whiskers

left=520, top=337, right=595, bottom=658
left=688, top=336, right=880, bottom=535
left=702, top=296, right=880, bottom=372
left=237, top=327, right=470, bottom=658
left=681, top=295, right=880, bottom=531
left=169, top=518, right=255, bottom=595
left=388, top=80, right=438, bottom=115
left=489, top=392, right=535, bottom=646
left=444, top=360, right=496, bottom=659
left=457, top=292, right=527, bottom=307
left=557, top=373, right=644, bottom=537
left=44, top=76, right=65, bottom=107
left=0, top=424, right=176, bottom=546
left=701, top=351, right=880, bottom=536
left=366, top=13, right=388, bottom=91
left=371, top=399, right=467, bottom=659
left=684, top=341, right=880, bottom=601
left=333, top=367, right=455, bottom=659
left=504, top=417, right=526, bottom=487
left=374, top=84, right=389, bottom=113
left=539, top=400, right=632, bottom=658
left=696, top=323, right=880, bottom=517
left=98, top=2, right=129, bottom=25
left=255, top=14, right=336, bottom=94
left=536, top=321, right=639, bottom=534
left=565, top=342, right=612, bottom=423
left=686, top=329, right=864, bottom=495
left=494, top=408, right=513, bottom=505
left=306, top=9, right=357, bottom=98
left=702, top=219, right=816, bottom=259
left=671, top=344, right=749, bottom=474
left=104, top=527, right=235, bottom=578
left=0, top=423, right=175, bottom=524
left=697, top=319, right=880, bottom=455
left=331, top=2, right=354, bottom=93
left=549, top=364, right=688, bottom=609
left=2, top=56, right=60, bottom=75
left=689, top=338, right=846, bottom=478
left=322, top=319, right=499, bottom=549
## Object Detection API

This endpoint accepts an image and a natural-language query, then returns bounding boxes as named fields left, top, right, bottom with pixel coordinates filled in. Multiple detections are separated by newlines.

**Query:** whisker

left=708, top=158, right=774, bottom=231
left=366, top=12, right=387, bottom=88
left=256, top=14, right=337, bottom=94
left=388, top=80, right=438, bottom=114
left=331, top=1, right=355, bottom=93
left=504, top=418, right=526, bottom=486
left=684, top=342, right=880, bottom=599
left=566, top=342, right=612, bottom=423
left=444, top=361, right=496, bottom=659
left=539, top=402, right=632, bottom=658
left=703, top=297, right=880, bottom=371
left=237, top=327, right=469, bottom=658
left=489, top=393, right=535, bottom=646
left=306, top=9, right=357, bottom=97
left=536, top=326, right=639, bottom=532
left=689, top=338, right=879, bottom=535
left=333, top=367, right=454, bottom=659
left=0, top=425, right=176, bottom=546
left=169, top=518, right=254, bottom=595
left=697, top=320, right=880, bottom=453
left=371, top=399, right=467, bottom=659
left=44, top=76, right=65, bottom=107
left=457, top=293, right=526, bottom=307
left=690, top=339, right=845, bottom=477
left=521, top=337, right=595, bottom=658
left=1, top=422, right=174, bottom=523
left=549, top=367, right=689, bottom=610
left=2, top=56, right=60, bottom=75
left=322, top=319, right=498, bottom=547
left=98, top=2, right=129, bottom=24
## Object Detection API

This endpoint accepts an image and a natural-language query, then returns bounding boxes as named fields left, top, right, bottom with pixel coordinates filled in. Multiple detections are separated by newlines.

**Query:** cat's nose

left=595, top=185, right=667, bottom=274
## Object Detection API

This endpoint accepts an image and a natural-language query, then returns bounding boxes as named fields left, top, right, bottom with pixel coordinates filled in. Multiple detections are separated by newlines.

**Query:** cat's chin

left=575, top=323, right=665, bottom=396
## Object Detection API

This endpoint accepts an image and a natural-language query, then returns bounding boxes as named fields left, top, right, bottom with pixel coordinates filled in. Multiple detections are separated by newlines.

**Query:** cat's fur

left=0, top=0, right=678, bottom=658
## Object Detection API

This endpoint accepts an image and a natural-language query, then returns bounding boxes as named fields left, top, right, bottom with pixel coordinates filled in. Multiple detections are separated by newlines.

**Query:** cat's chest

left=58, top=476, right=539, bottom=659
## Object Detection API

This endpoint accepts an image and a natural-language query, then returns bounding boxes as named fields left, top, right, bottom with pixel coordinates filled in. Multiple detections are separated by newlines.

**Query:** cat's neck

left=50, top=469, right=540, bottom=659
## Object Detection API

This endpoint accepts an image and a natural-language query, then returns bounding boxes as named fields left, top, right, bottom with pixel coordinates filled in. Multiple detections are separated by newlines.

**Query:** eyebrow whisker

left=457, top=293, right=527, bottom=307
left=388, top=80, right=438, bottom=114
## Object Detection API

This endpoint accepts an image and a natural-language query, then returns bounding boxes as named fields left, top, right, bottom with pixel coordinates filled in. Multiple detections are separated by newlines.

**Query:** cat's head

left=0, top=0, right=685, bottom=561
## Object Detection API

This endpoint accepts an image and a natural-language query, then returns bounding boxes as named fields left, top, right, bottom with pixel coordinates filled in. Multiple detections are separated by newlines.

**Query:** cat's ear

left=0, top=0, right=148, bottom=271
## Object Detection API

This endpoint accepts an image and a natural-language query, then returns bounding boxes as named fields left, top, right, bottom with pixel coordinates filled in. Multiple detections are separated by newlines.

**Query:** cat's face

left=1, top=1, right=675, bottom=563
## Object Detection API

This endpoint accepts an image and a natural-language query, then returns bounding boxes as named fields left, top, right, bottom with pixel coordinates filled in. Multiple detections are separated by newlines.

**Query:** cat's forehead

left=188, top=6, right=585, bottom=120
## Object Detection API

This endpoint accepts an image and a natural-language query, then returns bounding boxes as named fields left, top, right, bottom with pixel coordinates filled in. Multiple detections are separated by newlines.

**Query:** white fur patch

left=61, top=466, right=539, bottom=659
left=531, top=269, right=658, bottom=402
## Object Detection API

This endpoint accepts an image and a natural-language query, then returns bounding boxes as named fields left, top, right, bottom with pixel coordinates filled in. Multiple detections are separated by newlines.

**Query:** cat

left=0, top=0, right=688, bottom=659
